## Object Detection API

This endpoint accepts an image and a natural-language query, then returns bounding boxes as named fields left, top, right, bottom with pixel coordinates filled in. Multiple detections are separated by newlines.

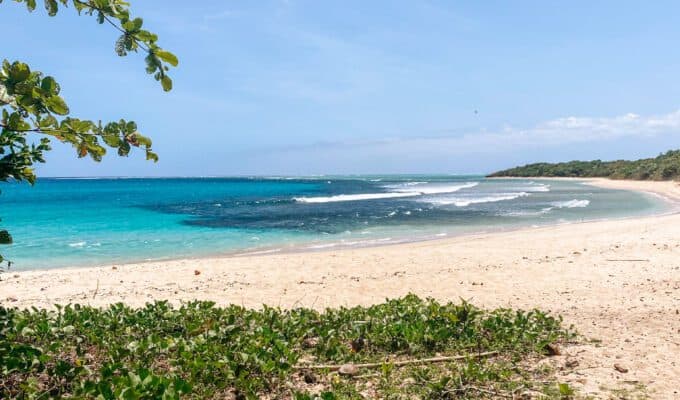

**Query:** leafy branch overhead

left=0, top=0, right=177, bottom=264
left=1, top=61, right=157, bottom=182
left=9, top=0, right=179, bottom=91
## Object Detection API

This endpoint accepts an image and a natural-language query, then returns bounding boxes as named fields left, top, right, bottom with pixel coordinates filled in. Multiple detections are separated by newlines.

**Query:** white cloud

left=264, top=109, right=680, bottom=158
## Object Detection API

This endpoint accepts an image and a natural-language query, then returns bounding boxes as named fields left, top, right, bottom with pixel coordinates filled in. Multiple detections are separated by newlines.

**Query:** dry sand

left=2, top=178, right=679, bottom=398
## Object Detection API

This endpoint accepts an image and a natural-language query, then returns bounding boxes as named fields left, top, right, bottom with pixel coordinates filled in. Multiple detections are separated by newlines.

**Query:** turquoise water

left=0, top=176, right=667, bottom=270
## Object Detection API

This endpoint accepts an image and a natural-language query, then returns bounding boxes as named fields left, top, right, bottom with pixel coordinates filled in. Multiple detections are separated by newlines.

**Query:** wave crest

left=428, top=192, right=529, bottom=207
left=294, top=192, right=420, bottom=203
left=295, top=182, right=480, bottom=203
left=551, top=199, right=590, bottom=208
left=388, top=182, right=479, bottom=195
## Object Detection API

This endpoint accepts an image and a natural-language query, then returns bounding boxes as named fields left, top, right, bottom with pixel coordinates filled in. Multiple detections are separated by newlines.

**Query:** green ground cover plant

left=1, top=295, right=577, bottom=399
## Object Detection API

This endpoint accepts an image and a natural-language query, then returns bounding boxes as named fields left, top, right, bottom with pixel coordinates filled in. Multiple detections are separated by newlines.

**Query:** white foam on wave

left=388, top=182, right=479, bottom=195
left=551, top=199, right=590, bottom=209
left=295, top=182, right=479, bottom=203
left=306, top=243, right=339, bottom=250
left=501, top=209, right=551, bottom=217
left=503, top=198, right=591, bottom=217
left=426, top=192, right=530, bottom=207
left=525, top=184, right=551, bottom=192
left=236, top=248, right=282, bottom=256
left=294, top=192, right=420, bottom=203
left=306, top=237, right=394, bottom=250
left=68, top=241, right=86, bottom=248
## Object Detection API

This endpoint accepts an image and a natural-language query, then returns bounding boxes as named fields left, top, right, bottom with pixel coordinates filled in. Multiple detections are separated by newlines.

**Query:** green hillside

left=488, top=150, right=680, bottom=180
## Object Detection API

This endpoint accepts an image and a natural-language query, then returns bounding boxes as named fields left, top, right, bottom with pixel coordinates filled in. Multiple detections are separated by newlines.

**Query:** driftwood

left=293, top=350, right=499, bottom=371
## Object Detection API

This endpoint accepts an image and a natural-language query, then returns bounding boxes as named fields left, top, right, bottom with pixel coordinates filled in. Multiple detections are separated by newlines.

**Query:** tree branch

left=71, top=0, right=151, bottom=52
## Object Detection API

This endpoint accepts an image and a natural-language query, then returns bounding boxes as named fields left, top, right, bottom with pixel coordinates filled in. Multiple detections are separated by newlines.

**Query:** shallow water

left=0, top=176, right=667, bottom=270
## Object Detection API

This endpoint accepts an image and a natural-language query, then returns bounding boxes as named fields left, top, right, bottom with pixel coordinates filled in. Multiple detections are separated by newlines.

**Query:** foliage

left=0, top=295, right=577, bottom=399
left=1, top=0, right=177, bottom=266
left=488, top=149, right=680, bottom=180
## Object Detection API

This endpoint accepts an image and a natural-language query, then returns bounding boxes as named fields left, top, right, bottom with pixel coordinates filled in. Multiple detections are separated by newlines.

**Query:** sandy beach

left=2, top=178, right=679, bottom=398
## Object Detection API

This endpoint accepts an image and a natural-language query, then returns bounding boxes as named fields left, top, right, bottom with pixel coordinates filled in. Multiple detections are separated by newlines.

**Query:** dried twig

left=92, top=279, right=100, bottom=300
left=293, top=350, right=498, bottom=371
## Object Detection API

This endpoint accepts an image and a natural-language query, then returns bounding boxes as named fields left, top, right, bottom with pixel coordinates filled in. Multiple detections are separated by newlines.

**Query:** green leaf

left=146, top=151, right=159, bottom=162
left=0, top=230, right=12, bottom=244
left=137, top=30, right=158, bottom=43
left=8, top=62, right=30, bottom=82
left=155, top=50, right=178, bottom=67
left=122, top=17, right=143, bottom=32
left=45, top=95, right=69, bottom=115
left=133, top=134, right=152, bottom=147
left=118, top=141, right=131, bottom=156
left=44, top=0, right=58, bottom=16
left=40, top=76, right=60, bottom=95
left=160, top=75, right=172, bottom=91
left=558, top=382, right=575, bottom=396
left=102, top=134, right=121, bottom=147
left=132, top=17, right=144, bottom=31
left=38, top=115, right=58, bottom=129
left=125, top=121, right=137, bottom=134
left=115, top=35, right=128, bottom=57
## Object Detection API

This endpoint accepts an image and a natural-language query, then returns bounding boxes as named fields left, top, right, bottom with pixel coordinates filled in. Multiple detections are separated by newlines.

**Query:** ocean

left=0, top=176, right=667, bottom=270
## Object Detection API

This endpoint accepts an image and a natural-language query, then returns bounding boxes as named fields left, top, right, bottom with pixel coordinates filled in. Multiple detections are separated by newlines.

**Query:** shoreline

left=3, top=177, right=678, bottom=279
left=7, top=177, right=678, bottom=274
left=2, top=178, right=680, bottom=397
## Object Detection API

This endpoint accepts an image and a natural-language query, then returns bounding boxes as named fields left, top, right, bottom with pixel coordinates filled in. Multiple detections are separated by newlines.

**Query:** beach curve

left=1, top=178, right=679, bottom=398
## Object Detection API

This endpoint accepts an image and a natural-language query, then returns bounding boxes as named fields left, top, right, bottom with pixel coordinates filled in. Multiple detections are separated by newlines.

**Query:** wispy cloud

left=255, top=109, right=680, bottom=156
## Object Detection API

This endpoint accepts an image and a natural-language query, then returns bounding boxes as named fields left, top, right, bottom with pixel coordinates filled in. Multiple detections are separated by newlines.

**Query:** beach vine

left=0, top=294, right=578, bottom=399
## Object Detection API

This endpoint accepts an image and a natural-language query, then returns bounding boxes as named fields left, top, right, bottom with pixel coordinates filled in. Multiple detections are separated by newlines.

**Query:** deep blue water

left=0, top=176, right=666, bottom=270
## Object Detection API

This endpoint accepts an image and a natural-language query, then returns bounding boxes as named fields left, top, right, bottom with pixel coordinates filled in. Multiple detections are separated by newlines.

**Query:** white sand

left=2, top=178, right=679, bottom=398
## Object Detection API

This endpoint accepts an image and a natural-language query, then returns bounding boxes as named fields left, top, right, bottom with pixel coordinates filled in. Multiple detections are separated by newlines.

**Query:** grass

left=1, top=294, right=578, bottom=399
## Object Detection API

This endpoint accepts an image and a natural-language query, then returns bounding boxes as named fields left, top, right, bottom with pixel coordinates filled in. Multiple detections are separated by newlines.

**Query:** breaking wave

left=551, top=199, right=590, bottom=209
left=294, top=192, right=421, bottom=203
left=424, top=192, right=530, bottom=207
left=295, top=182, right=479, bottom=203
left=387, top=182, right=479, bottom=194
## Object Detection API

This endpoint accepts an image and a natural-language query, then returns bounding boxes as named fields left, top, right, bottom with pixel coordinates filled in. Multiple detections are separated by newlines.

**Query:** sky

left=3, top=0, right=680, bottom=176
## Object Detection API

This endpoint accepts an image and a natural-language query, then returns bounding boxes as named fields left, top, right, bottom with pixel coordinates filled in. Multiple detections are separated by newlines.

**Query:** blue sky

left=3, top=0, right=680, bottom=176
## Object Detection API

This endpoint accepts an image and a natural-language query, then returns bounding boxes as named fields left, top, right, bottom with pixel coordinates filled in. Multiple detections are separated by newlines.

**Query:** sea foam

left=294, top=192, right=420, bottom=203
left=551, top=199, right=590, bottom=208
left=425, top=192, right=529, bottom=207
left=295, top=182, right=479, bottom=203
left=387, top=182, right=479, bottom=194
left=525, top=184, right=551, bottom=192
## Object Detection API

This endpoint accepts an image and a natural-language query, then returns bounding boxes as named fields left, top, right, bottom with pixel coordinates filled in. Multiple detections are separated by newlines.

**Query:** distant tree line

left=488, top=149, right=680, bottom=181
